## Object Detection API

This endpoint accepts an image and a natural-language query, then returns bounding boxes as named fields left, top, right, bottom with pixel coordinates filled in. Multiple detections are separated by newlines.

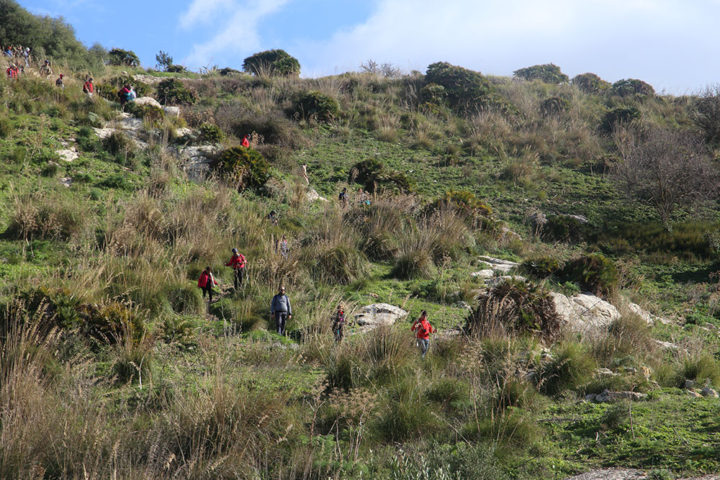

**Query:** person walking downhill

left=331, top=304, right=347, bottom=343
left=83, top=77, right=94, bottom=97
left=241, top=135, right=250, bottom=148
left=55, top=74, right=64, bottom=88
left=271, top=286, right=292, bottom=336
left=198, top=266, right=218, bottom=306
left=278, top=234, right=289, bottom=259
left=225, top=248, right=246, bottom=290
left=411, top=310, right=436, bottom=358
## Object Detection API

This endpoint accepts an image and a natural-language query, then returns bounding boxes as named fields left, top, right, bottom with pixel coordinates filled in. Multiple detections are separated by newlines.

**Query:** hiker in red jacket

left=83, top=77, right=94, bottom=97
left=198, top=266, right=218, bottom=304
left=6, top=64, right=18, bottom=80
left=331, top=304, right=346, bottom=343
left=241, top=135, right=250, bottom=148
left=411, top=310, right=435, bottom=358
left=225, top=248, right=246, bottom=290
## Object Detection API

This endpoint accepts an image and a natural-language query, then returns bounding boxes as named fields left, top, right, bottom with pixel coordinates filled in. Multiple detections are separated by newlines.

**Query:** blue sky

left=17, top=0, right=720, bottom=94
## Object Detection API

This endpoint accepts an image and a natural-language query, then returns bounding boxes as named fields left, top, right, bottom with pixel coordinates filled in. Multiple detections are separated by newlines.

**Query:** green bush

left=0, top=118, right=13, bottom=138
left=541, top=215, right=590, bottom=243
left=108, top=48, right=140, bottom=66
left=307, top=243, right=369, bottom=285
left=157, top=79, right=197, bottom=105
left=419, top=83, right=447, bottom=106
left=165, top=284, right=204, bottom=315
left=102, top=131, right=136, bottom=163
left=514, top=63, right=569, bottom=84
left=600, top=106, right=640, bottom=133
left=242, top=49, right=300, bottom=76
left=521, top=256, right=562, bottom=279
left=612, top=78, right=655, bottom=97
left=425, top=62, right=496, bottom=114
left=561, top=253, right=618, bottom=296
left=197, top=122, right=224, bottom=143
left=432, top=190, right=492, bottom=219
left=291, top=91, right=339, bottom=122
left=349, top=158, right=414, bottom=193
left=391, top=249, right=435, bottom=280
left=572, top=73, right=611, bottom=94
left=683, top=355, right=720, bottom=388
left=214, top=146, right=270, bottom=192
left=209, top=297, right=234, bottom=319
left=231, top=113, right=298, bottom=147
left=539, top=342, right=596, bottom=395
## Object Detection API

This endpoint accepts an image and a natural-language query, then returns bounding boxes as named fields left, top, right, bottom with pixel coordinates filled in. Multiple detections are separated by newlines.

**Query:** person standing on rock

left=331, top=304, right=347, bottom=343
left=225, top=248, right=246, bottom=290
left=411, top=310, right=435, bottom=358
left=198, top=266, right=218, bottom=306
left=271, top=286, right=292, bottom=336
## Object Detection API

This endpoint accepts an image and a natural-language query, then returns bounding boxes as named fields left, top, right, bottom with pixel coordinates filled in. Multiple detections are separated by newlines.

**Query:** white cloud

left=180, top=0, right=291, bottom=68
left=295, top=0, right=719, bottom=92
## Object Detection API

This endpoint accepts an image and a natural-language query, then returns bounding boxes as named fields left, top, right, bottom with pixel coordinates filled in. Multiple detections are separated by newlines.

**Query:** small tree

left=613, top=125, right=718, bottom=226
left=425, top=62, right=494, bottom=114
left=156, top=79, right=197, bottom=105
left=242, top=49, right=300, bottom=77
left=693, top=85, right=720, bottom=146
left=572, top=73, right=610, bottom=94
left=513, top=63, right=569, bottom=84
left=155, top=50, right=173, bottom=71
left=215, top=147, right=270, bottom=192
left=612, top=78, right=654, bottom=97
left=108, top=48, right=140, bottom=67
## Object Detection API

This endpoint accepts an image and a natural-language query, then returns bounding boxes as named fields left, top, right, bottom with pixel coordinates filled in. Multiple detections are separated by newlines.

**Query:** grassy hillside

left=1, top=48, right=720, bottom=479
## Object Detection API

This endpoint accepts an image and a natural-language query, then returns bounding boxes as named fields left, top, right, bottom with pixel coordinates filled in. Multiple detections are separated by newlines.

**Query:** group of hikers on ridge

left=197, top=247, right=437, bottom=356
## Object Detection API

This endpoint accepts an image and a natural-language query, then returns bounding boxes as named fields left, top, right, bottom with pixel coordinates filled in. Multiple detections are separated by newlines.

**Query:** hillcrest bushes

left=513, top=63, right=569, bottom=84
left=243, top=49, right=300, bottom=77
left=425, top=62, right=496, bottom=114
left=157, top=79, right=197, bottom=105
left=290, top=91, right=339, bottom=122
left=349, top=158, right=414, bottom=193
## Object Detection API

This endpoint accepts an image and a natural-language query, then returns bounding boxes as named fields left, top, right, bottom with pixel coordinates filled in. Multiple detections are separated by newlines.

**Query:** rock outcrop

left=550, top=292, right=620, bottom=335
left=354, top=304, right=408, bottom=329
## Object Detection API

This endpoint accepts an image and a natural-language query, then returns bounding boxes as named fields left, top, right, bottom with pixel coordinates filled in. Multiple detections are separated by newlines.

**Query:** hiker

left=277, top=234, right=289, bottom=259
left=225, top=248, right=246, bottom=290
left=6, top=64, right=18, bottom=80
left=331, top=304, right=347, bottom=343
left=118, top=84, right=132, bottom=107
left=338, top=187, right=348, bottom=208
left=358, top=188, right=371, bottom=206
left=55, top=74, right=64, bottom=88
left=241, top=135, right=250, bottom=148
left=268, top=210, right=279, bottom=226
left=301, top=164, right=309, bottom=185
left=40, top=59, right=52, bottom=76
left=128, top=85, right=137, bottom=101
left=83, top=77, right=94, bottom=97
left=411, top=310, right=436, bottom=358
left=22, top=47, right=30, bottom=67
left=270, top=286, right=292, bottom=335
left=198, top=266, right=218, bottom=304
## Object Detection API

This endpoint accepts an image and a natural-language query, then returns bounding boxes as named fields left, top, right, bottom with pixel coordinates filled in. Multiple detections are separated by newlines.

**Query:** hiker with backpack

left=198, top=266, right=218, bottom=305
left=331, top=304, right=347, bottom=343
left=6, top=64, right=18, bottom=80
left=118, top=84, right=134, bottom=107
left=55, top=74, right=64, bottom=88
left=225, top=248, right=246, bottom=290
left=270, top=286, right=292, bottom=335
left=338, top=187, right=348, bottom=208
left=411, top=310, right=436, bottom=358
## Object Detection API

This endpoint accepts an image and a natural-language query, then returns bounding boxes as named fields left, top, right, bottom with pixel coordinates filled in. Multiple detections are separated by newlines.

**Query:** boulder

left=478, top=256, right=518, bottom=274
left=701, top=386, right=719, bottom=398
left=585, top=389, right=647, bottom=403
left=179, top=145, right=219, bottom=181
left=655, top=340, right=679, bottom=351
left=134, top=96, right=162, bottom=108
left=627, top=302, right=670, bottom=325
left=485, top=275, right=526, bottom=288
left=563, top=469, right=646, bottom=480
left=56, top=148, right=78, bottom=162
left=175, top=127, right=193, bottom=138
left=551, top=292, right=620, bottom=335
left=163, top=106, right=181, bottom=117
left=306, top=188, right=328, bottom=202
left=595, top=368, right=617, bottom=378
left=471, top=269, right=495, bottom=279
left=354, top=304, right=408, bottom=328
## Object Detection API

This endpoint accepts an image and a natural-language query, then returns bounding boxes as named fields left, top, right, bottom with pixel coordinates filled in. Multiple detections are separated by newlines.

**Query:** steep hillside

left=1, top=28, right=720, bottom=479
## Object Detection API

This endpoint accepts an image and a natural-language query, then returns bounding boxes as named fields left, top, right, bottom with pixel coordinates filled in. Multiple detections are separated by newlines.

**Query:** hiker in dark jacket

left=270, top=286, right=292, bottom=335
left=225, top=248, right=246, bottom=290
left=331, top=304, right=346, bottom=343
left=198, top=266, right=218, bottom=304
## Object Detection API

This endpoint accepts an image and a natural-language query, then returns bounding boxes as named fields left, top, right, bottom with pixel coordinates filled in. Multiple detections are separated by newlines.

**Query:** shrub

left=521, top=256, right=562, bottom=279
left=419, top=83, right=447, bottom=106
left=108, top=48, right=140, bottom=66
left=7, top=193, right=90, bottom=242
left=308, top=243, right=369, bottom=285
left=291, top=91, right=339, bottom=122
left=197, top=122, right=224, bottom=143
left=572, top=73, right=611, bottom=94
left=102, top=131, right=136, bottom=163
left=242, top=49, right=300, bottom=76
left=541, top=215, right=590, bottom=243
left=391, top=249, right=435, bottom=280
left=600, top=106, right=640, bottom=133
left=432, top=190, right=492, bottom=222
left=513, top=63, right=569, bottom=84
left=466, top=281, right=562, bottom=343
left=214, top=146, right=270, bottom=192
left=693, top=86, right=720, bottom=145
left=228, top=113, right=299, bottom=147
left=0, top=117, right=13, bottom=138
left=349, top=158, right=414, bottom=193
left=157, top=79, right=197, bottom=105
left=165, top=284, right=204, bottom=315
left=425, top=62, right=495, bottom=114
left=683, top=355, right=720, bottom=388
left=539, top=342, right=596, bottom=395
left=561, top=253, right=618, bottom=296
left=612, top=78, right=655, bottom=97
left=539, top=96, right=570, bottom=116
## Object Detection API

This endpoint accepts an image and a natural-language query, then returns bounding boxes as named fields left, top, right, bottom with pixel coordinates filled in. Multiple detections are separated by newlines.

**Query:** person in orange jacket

left=198, top=266, right=218, bottom=304
left=241, top=135, right=250, bottom=148
left=225, top=248, right=246, bottom=290
left=411, top=310, right=435, bottom=358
